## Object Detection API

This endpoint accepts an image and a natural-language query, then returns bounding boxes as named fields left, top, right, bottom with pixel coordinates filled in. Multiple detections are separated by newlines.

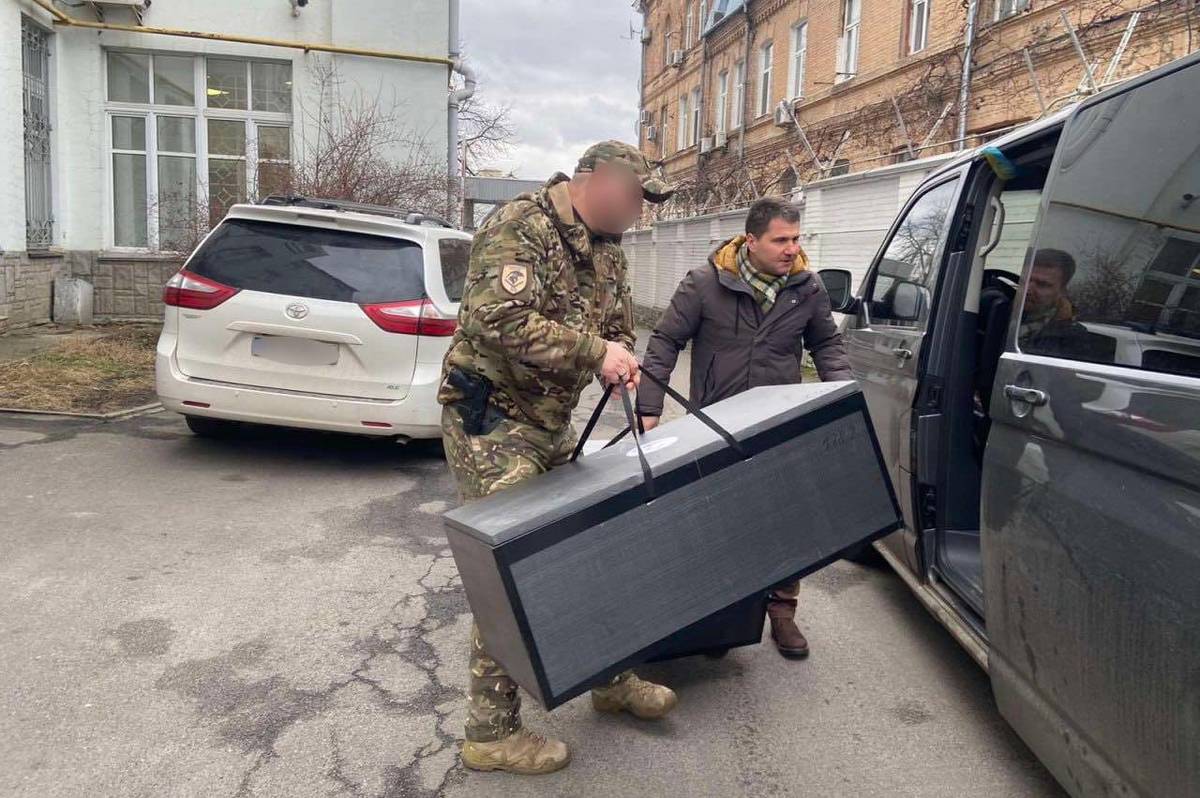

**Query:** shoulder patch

left=500, top=263, right=530, bottom=295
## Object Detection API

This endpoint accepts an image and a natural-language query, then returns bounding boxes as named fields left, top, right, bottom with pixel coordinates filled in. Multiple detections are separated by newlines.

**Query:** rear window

left=188, top=218, right=425, bottom=304
left=438, top=237, right=470, bottom=302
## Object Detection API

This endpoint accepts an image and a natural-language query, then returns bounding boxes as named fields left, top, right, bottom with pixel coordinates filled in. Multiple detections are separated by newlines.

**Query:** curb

left=0, top=402, right=164, bottom=421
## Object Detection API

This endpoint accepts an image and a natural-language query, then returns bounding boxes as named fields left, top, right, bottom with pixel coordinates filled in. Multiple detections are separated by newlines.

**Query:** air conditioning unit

left=715, top=131, right=727, bottom=149
left=700, top=136, right=714, bottom=154
left=641, top=28, right=652, bottom=44
left=774, top=101, right=793, bottom=127
left=646, top=125, right=658, bottom=142
left=640, top=110, right=653, bottom=125
left=670, top=50, right=685, bottom=67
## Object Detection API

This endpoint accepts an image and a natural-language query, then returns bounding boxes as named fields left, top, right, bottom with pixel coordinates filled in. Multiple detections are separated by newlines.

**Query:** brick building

left=636, top=0, right=1197, bottom=216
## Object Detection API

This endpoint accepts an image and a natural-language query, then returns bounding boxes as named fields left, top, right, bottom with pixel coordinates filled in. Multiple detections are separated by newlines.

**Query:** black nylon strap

left=618, top=385, right=656, bottom=501
left=570, top=383, right=614, bottom=462
left=636, top=369, right=748, bottom=459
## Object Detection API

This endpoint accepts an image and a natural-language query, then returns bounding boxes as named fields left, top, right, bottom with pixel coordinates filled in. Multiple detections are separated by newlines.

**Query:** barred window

left=22, top=17, right=53, bottom=249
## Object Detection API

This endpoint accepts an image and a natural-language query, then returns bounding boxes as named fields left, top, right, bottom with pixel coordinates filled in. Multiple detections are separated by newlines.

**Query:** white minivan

left=155, top=197, right=471, bottom=440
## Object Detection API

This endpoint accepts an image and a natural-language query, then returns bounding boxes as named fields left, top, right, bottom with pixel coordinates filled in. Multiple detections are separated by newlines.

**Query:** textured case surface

left=444, top=382, right=900, bottom=708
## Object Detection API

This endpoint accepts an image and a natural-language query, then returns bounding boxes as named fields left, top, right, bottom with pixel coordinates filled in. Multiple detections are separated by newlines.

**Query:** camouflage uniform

left=440, top=144, right=673, bottom=743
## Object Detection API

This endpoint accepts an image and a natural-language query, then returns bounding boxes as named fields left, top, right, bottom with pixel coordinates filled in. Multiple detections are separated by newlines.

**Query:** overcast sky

left=460, top=0, right=643, bottom=179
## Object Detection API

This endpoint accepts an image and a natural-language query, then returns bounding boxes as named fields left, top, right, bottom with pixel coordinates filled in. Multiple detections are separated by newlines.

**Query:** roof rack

left=259, top=195, right=457, bottom=229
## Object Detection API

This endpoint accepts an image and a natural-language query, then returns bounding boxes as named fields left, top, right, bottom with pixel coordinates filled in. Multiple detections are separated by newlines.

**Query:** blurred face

left=579, top=163, right=645, bottom=235
left=1026, top=263, right=1066, bottom=313
left=746, top=217, right=802, bottom=277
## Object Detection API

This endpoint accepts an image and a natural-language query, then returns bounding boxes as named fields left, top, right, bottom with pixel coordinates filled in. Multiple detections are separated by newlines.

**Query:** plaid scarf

left=736, top=243, right=789, bottom=313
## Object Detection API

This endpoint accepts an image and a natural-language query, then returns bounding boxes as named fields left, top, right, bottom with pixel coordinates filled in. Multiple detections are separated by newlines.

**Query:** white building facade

left=1, top=0, right=452, bottom=327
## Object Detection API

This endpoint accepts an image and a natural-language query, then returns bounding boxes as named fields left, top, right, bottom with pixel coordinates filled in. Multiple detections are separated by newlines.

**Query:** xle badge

left=500, top=264, right=529, bottom=295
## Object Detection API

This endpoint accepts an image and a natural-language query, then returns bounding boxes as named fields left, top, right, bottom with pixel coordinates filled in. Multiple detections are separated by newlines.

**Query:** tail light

left=361, top=298, right=457, bottom=336
left=163, top=270, right=239, bottom=310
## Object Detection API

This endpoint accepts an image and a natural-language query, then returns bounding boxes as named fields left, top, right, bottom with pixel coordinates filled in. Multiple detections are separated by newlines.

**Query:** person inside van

left=1019, top=248, right=1097, bottom=358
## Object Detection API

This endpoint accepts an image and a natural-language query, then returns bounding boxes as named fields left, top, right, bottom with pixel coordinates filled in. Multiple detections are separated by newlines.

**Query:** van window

left=867, top=179, right=957, bottom=328
left=1017, top=65, right=1200, bottom=379
left=188, top=218, right=425, bottom=304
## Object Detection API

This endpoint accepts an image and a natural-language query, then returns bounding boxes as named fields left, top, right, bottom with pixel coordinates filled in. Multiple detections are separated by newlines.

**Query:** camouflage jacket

left=438, top=173, right=636, bottom=433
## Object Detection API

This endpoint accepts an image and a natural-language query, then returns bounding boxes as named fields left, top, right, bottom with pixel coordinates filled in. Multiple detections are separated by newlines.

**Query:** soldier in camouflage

left=439, top=141, right=676, bottom=775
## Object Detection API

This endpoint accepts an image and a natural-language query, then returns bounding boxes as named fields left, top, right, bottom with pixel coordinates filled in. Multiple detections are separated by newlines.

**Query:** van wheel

left=184, top=415, right=237, bottom=438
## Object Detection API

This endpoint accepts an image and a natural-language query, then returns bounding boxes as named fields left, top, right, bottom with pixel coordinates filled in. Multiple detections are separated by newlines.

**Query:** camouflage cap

left=576, top=140, right=675, bottom=203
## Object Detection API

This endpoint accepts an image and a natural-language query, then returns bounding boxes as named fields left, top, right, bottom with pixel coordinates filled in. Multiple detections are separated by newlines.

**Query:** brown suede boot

left=767, top=599, right=809, bottom=659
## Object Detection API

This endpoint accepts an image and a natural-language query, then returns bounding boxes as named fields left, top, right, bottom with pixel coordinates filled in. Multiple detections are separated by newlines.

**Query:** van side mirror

left=891, top=281, right=927, bottom=322
left=818, top=269, right=857, bottom=313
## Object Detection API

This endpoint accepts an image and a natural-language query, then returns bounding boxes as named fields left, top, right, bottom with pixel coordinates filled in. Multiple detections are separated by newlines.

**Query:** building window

left=659, top=104, right=668, bottom=158
left=995, top=0, right=1030, bottom=21
left=716, top=70, right=729, bottom=135
left=699, top=2, right=707, bottom=37
left=105, top=51, right=292, bottom=250
left=663, top=22, right=672, bottom=68
left=685, top=6, right=694, bottom=48
left=677, top=95, right=689, bottom=151
left=22, top=17, right=53, bottom=249
left=838, top=0, right=861, bottom=82
left=690, top=87, right=702, bottom=146
left=789, top=22, right=808, bottom=100
left=757, top=41, right=773, bottom=117
left=909, top=0, right=930, bottom=53
left=732, top=60, right=745, bottom=129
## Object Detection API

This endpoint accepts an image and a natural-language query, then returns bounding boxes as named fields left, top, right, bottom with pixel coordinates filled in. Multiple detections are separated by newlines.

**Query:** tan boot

left=460, top=728, right=571, bottom=775
left=591, top=673, right=678, bottom=720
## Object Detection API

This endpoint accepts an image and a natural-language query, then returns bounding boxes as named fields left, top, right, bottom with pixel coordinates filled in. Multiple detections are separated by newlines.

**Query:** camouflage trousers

left=442, top=404, right=633, bottom=742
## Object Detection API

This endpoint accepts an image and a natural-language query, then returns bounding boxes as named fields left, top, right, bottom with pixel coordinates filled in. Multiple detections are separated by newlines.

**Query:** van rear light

left=361, top=298, right=457, bottom=336
left=163, top=270, right=240, bottom=310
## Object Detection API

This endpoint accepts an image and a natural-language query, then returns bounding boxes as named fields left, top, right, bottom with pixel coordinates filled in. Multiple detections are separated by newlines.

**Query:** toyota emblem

left=285, top=302, right=309, bottom=320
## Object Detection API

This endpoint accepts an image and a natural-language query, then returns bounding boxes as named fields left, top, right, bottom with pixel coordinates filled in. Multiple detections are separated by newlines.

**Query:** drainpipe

left=739, top=3, right=754, bottom=162
left=955, top=0, right=980, bottom=150
left=448, top=0, right=477, bottom=221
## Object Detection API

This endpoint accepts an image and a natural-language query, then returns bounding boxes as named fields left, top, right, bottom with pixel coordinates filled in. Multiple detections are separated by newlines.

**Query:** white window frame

left=102, top=51, right=292, bottom=251
left=690, top=86, right=702, bottom=146
left=698, top=2, right=707, bottom=38
left=716, top=70, right=729, bottom=135
left=788, top=22, right=808, bottom=101
left=685, top=6, right=694, bottom=48
left=909, top=0, right=930, bottom=53
left=995, top=0, right=1030, bottom=21
left=838, top=0, right=861, bottom=82
left=677, top=95, right=689, bottom=151
left=757, top=40, right=774, bottom=118
left=732, top=60, right=746, bottom=130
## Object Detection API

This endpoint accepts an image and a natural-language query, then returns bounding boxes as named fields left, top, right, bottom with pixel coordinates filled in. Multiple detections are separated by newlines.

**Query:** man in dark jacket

left=636, top=197, right=853, bottom=660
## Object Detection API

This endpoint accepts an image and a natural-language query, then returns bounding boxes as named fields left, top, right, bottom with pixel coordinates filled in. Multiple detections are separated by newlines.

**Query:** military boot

left=460, top=728, right=571, bottom=775
left=591, top=672, right=678, bottom=719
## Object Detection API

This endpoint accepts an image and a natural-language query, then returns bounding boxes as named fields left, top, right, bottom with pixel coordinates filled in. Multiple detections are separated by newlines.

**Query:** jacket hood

left=709, top=235, right=809, bottom=277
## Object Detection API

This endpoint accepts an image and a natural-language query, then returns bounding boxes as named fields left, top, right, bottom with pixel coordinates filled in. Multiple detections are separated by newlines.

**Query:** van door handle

left=893, top=347, right=913, bottom=360
left=1003, top=385, right=1048, bottom=406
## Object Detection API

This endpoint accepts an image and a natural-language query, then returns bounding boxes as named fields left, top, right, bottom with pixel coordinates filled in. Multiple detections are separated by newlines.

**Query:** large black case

left=444, top=382, right=901, bottom=709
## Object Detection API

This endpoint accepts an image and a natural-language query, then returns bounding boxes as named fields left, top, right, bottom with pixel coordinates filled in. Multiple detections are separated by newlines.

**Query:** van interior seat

left=972, top=270, right=1019, bottom=457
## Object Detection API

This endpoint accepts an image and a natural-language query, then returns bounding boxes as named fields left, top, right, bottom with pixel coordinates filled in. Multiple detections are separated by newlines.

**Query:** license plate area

left=250, top=335, right=340, bottom=367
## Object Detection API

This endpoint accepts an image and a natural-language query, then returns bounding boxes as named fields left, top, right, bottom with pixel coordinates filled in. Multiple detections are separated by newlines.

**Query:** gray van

left=818, top=51, right=1199, bottom=798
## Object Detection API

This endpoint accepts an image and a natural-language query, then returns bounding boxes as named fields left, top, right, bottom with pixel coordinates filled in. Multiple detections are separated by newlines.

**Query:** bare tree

left=287, top=58, right=451, bottom=213
left=458, top=94, right=515, bottom=176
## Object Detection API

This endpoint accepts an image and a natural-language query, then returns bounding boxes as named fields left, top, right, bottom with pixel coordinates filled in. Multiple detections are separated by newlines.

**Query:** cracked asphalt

left=1, top=407, right=1064, bottom=798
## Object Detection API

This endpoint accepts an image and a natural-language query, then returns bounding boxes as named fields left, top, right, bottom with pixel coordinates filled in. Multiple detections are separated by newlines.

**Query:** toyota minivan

left=155, top=197, right=471, bottom=439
